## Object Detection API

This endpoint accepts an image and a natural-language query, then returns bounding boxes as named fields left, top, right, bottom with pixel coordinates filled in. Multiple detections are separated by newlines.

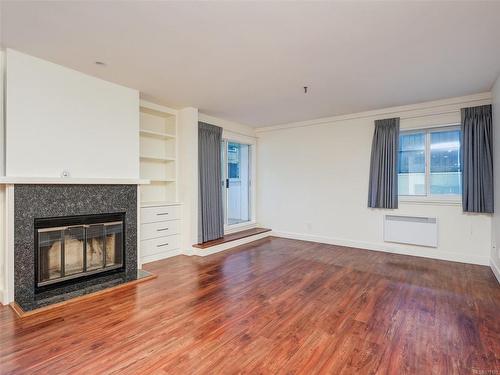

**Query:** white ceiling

left=1, top=1, right=500, bottom=127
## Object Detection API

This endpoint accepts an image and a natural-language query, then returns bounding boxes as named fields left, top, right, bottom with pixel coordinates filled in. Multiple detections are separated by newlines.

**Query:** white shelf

left=140, top=155, right=176, bottom=162
left=140, top=130, right=176, bottom=139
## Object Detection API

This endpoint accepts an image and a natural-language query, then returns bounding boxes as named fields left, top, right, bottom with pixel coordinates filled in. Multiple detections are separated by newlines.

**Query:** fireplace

left=14, top=184, right=138, bottom=311
left=35, top=213, right=125, bottom=291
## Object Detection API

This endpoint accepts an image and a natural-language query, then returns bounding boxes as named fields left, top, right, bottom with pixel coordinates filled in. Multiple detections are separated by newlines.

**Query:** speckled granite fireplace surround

left=14, top=184, right=138, bottom=311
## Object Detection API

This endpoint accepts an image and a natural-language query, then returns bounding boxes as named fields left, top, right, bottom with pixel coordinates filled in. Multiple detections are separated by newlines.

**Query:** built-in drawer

left=141, top=234, right=180, bottom=257
left=141, top=205, right=180, bottom=224
left=141, top=220, right=180, bottom=241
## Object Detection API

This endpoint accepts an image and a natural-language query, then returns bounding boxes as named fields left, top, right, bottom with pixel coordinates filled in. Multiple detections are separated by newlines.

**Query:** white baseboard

left=490, top=258, right=500, bottom=284
left=190, top=231, right=272, bottom=257
left=272, top=230, right=490, bottom=266
left=0, top=289, right=5, bottom=306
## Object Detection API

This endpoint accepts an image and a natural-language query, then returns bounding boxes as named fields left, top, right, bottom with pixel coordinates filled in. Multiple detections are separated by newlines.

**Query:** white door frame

left=221, top=132, right=257, bottom=234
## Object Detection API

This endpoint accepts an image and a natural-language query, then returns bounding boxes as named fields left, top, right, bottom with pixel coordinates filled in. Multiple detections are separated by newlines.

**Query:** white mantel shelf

left=0, top=177, right=151, bottom=185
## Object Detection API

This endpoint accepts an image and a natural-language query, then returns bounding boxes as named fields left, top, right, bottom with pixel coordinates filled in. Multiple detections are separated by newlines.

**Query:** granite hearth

left=14, top=184, right=138, bottom=311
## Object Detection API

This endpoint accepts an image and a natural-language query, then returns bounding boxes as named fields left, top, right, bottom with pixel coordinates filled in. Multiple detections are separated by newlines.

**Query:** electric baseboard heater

left=384, top=215, right=438, bottom=247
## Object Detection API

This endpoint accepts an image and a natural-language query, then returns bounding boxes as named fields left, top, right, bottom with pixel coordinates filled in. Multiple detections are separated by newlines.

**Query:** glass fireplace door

left=64, top=226, right=85, bottom=276
left=104, top=222, right=123, bottom=267
left=36, top=216, right=124, bottom=288
left=38, top=229, right=63, bottom=282
left=86, top=224, right=105, bottom=271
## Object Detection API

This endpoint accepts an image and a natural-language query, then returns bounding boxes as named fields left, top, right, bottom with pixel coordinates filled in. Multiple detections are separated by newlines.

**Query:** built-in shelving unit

left=139, top=101, right=182, bottom=264
left=139, top=101, right=178, bottom=204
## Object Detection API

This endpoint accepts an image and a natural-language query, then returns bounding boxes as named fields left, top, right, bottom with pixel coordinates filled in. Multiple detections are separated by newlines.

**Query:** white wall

left=0, top=50, right=5, bottom=302
left=178, top=107, right=199, bottom=253
left=5, top=49, right=139, bottom=178
left=491, top=76, right=500, bottom=280
left=257, top=93, right=493, bottom=265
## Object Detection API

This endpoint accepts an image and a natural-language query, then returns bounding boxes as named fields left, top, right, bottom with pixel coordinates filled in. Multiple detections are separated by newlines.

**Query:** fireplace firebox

left=35, top=213, right=125, bottom=291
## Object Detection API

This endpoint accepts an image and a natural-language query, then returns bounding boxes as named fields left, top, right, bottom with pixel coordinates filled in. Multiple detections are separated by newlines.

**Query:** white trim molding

left=2, top=185, right=14, bottom=304
left=272, top=230, right=490, bottom=266
left=256, top=92, right=492, bottom=133
left=0, top=177, right=149, bottom=185
left=399, top=197, right=462, bottom=206
left=491, top=258, right=500, bottom=285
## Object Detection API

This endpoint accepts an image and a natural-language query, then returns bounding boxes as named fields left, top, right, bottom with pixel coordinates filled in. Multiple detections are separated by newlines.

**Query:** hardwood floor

left=1, top=237, right=499, bottom=374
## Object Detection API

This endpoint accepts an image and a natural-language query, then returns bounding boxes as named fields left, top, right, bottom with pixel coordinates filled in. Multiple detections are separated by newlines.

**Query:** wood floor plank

left=0, top=236, right=499, bottom=374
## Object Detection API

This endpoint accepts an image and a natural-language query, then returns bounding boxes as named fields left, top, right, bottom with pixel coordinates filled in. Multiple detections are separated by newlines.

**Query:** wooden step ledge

left=193, top=227, right=271, bottom=249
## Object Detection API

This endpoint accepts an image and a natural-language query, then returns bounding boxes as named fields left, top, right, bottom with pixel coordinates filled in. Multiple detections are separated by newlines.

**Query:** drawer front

left=141, top=249, right=182, bottom=264
left=141, top=205, right=180, bottom=224
left=141, top=220, right=180, bottom=241
left=141, top=235, right=180, bottom=257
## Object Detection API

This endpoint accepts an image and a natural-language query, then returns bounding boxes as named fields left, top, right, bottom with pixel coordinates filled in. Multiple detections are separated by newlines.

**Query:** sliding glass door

left=221, top=140, right=251, bottom=227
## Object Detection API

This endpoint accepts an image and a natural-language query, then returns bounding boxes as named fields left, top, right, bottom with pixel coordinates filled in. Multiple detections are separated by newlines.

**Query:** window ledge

left=399, top=197, right=461, bottom=206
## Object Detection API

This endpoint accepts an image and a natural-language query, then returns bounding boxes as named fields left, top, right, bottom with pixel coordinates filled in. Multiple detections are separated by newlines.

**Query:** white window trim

left=399, top=196, right=461, bottom=206
left=221, top=132, right=258, bottom=234
left=398, top=124, right=462, bottom=204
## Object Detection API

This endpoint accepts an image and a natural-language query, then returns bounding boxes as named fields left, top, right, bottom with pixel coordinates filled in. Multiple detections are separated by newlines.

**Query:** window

left=227, top=143, right=241, bottom=179
left=398, top=127, right=461, bottom=198
left=398, top=132, right=426, bottom=195
left=221, top=141, right=251, bottom=226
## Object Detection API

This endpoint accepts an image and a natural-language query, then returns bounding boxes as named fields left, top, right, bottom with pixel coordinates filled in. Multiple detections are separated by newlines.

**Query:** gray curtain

left=198, top=122, right=224, bottom=243
left=368, top=118, right=400, bottom=209
left=461, top=104, right=494, bottom=213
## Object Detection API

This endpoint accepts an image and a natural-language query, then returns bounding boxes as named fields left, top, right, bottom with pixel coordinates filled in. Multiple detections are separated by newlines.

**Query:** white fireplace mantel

left=0, top=177, right=150, bottom=185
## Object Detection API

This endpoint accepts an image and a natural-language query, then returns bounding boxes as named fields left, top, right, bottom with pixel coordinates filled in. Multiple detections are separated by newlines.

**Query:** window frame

left=398, top=124, right=462, bottom=205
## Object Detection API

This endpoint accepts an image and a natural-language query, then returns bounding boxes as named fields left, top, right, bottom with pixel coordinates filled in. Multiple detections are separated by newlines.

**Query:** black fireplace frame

left=34, top=212, right=126, bottom=294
